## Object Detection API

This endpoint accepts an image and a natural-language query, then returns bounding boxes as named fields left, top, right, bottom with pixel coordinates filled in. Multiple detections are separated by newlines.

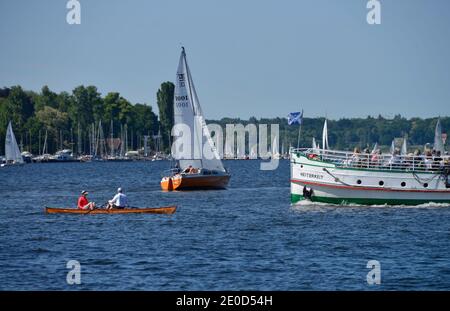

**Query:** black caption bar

left=0, top=291, right=445, bottom=310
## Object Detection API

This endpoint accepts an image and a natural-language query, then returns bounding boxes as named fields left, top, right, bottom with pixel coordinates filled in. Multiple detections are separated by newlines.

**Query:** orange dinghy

left=45, top=206, right=177, bottom=215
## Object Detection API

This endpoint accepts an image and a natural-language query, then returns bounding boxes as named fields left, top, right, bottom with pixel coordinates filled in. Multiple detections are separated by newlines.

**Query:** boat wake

left=291, top=200, right=450, bottom=209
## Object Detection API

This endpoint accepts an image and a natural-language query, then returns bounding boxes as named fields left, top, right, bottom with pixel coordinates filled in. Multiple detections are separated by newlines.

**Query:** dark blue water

left=0, top=160, right=449, bottom=290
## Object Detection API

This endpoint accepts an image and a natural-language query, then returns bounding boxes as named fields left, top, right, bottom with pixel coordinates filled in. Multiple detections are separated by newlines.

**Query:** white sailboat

left=371, top=142, right=379, bottom=154
left=322, top=119, right=329, bottom=150
left=434, top=118, right=445, bottom=154
left=401, top=138, right=408, bottom=156
left=161, top=47, right=230, bottom=191
left=2, top=121, right=24, bottom=167
left=312, top=137, right=317, bottom=149
left=390, top=139, right=396, bottom=154
left=272, top=135, right=280, bottom=159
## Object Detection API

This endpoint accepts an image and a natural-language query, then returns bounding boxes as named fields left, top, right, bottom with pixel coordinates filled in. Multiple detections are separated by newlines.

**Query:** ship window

left=423, top=183, right=428, bottom=188
left=357, top=179, right=362, bottom=185
left=379, top=181, right=384, bottom=186
left=300, top=165, right=303, bottom=168
left=401, top=182, right=406, bottom=187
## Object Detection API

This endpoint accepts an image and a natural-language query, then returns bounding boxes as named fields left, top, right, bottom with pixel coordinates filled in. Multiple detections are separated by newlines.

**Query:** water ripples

left=0, top=160, right=449, bottom=290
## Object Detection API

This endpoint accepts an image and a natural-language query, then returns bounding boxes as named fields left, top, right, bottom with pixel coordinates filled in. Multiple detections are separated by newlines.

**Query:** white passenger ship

left=290, top=147, right=450, bottom=205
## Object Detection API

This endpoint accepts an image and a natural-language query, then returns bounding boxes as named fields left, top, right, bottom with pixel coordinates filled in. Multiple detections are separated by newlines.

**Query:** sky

left=0, top=0, right=449, bottom=120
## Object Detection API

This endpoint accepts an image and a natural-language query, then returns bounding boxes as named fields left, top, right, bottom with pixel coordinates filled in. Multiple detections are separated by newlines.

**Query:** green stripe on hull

left=291, top=193, right=304, bottom=204
left=291, top=193, right=450, bottom=206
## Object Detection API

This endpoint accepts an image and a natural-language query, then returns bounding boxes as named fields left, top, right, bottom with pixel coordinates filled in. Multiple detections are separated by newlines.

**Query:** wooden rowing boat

left=45, top=206, right=177, bottom=215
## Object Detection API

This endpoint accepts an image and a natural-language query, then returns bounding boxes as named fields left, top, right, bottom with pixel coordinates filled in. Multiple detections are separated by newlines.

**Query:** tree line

left=208, top=115, right=449, bottom=152
left=0, top=84, right=169, bottom=155
left=0, top=83, right=448, bottom=155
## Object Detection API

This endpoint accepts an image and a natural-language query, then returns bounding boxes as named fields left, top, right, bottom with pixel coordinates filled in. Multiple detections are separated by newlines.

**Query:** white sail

left=250, top=144, right=257, bottom=159
left=312, top=137, right=317, bottom=149
left=173, top=47, right=225, bottom=172
left=322, top=119, right=329, bottom=150
left=401, top=138, right=407, bottom=155
left=434, top=118, right=445, bottom=153
left=272, top=135, right=279, bottom=156
left=5, top=121, right=24, bottom=164
left=371, top=142, right=378, bottom=154
left=390, top=140, right=395, bottom=155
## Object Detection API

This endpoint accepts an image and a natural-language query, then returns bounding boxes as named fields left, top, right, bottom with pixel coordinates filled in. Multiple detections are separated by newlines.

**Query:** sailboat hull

left=161, top=173, right=230, bottom=191
left=1, top=162, right=24, bottom=167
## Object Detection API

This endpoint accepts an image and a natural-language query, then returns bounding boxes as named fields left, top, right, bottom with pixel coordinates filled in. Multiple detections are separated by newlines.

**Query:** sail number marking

left=175, top=95, right=189, bottom=108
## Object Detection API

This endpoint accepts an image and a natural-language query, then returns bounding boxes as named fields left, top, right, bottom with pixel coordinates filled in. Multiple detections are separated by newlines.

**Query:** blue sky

left=0, top=0, right=449, bottom=120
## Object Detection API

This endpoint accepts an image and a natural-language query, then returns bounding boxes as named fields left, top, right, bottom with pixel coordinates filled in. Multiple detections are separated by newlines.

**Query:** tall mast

left=110, top=119, right=114, bottom=157
left=125, top=124, right=128, bottom=153
left=183, top=47, right=203, bottom=167
left=77, top=122, right=82, bottom=155
left=120, top=124, right=124, bottom=157
left=43, top=130, right=48, bottom=155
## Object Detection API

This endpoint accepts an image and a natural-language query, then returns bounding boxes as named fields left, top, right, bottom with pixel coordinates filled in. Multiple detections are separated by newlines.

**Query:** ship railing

left=290, top=147, right=450, bottom=173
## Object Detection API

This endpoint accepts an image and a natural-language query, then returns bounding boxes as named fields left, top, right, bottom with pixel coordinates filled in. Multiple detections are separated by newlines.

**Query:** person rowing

left=106, top=187, right=128, bottom=210
left=77, top=190, right=96, bottom=210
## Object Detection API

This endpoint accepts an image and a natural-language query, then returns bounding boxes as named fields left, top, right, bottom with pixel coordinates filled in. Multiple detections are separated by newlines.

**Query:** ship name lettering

left=299, top=172, right=324, bottom=180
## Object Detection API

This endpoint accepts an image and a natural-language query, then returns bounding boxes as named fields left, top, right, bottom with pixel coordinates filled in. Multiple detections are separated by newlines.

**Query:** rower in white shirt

left=107, top=187, right=128, bottom=209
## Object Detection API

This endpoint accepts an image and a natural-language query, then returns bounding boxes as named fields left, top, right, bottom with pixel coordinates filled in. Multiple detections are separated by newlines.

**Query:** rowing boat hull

left=45, top=206, right=177, bottom=214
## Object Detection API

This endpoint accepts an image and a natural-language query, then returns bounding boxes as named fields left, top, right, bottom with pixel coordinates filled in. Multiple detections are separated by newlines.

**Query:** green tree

left=36, top=106, right=69, bottom=152
left=156, top=82, right=174, bottom=151
left=34, top=86, right=58, bottom=111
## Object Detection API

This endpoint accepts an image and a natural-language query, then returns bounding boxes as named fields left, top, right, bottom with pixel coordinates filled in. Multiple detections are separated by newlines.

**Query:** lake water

left=0, top=160, right=449, bottom=290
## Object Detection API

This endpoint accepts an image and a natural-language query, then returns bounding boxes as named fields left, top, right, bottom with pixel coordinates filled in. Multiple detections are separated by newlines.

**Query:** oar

left=85, top=202, right=107, bottom=215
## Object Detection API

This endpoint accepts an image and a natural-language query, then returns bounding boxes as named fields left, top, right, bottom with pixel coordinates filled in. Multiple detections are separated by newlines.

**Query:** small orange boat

left=161, top=171, right=230, bottom=191
left=45, top=206, right=177, bottom=215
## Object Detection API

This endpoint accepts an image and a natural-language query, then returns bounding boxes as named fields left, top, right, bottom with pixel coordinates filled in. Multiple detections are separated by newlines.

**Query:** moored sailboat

left=160, top=47, right=230, bottom=191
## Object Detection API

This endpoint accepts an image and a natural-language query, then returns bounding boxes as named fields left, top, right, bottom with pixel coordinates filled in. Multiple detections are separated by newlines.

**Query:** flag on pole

left=288, top=111, right=303, bottom=125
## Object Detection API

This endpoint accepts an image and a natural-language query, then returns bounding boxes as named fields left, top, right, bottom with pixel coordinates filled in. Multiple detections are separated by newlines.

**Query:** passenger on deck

left=424, top=151, right=433, bottom=170
left=413, top=149, right=424, bottom=169
left=434, top=151, right=444, bottom=170
left=183, top=165, right=198, bottom=174
left=183, top=165, right=193, bottom=174
left=361, top=148, right=370, bottom=167
left=370, top=149, right=381, bottom=167
left=388, top=149, right=402, bottom=168
left=350, top=147, right=361, bottom=167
